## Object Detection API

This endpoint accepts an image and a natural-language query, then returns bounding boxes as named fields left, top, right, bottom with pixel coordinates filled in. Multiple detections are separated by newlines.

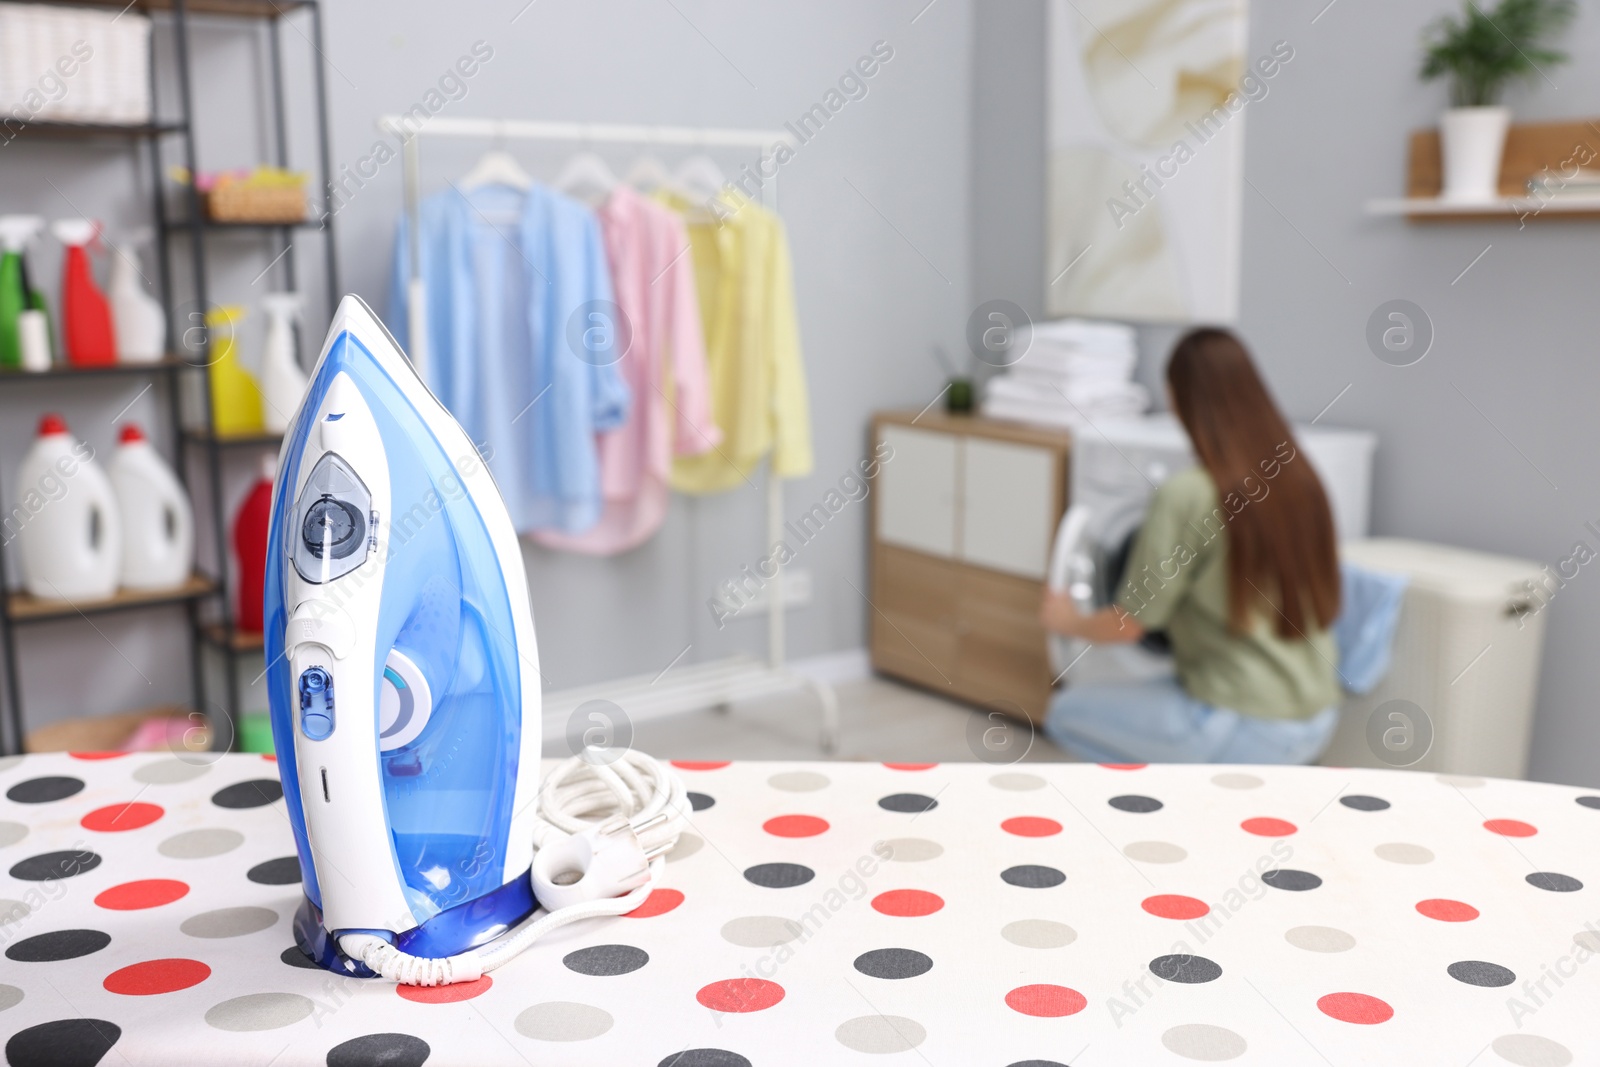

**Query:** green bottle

left=0, top=215, right=46, bottom=370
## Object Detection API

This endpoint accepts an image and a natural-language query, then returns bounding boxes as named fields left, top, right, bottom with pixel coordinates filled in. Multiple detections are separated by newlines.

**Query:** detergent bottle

left=206, top=304, right=264, bottom=435
left=109, top=230, right=166, bottom=363
left=0, top=215, right=51, bottom=371
left=260, top=292, right=307, bottom=433
left=52, top=219, right=117, bottom=367
left=109, top=423, right=194, bottom=590
left=232, top=453, right=275, bottom=632
left=14, top=415, right=121, bottom=601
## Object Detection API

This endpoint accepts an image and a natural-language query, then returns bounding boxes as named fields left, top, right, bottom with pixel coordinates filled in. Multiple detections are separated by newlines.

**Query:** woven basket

left=204, top=183, right=306, bottom=223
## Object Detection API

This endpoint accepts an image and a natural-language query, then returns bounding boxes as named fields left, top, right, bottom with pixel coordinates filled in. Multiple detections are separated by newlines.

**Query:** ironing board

left=2, top=753, right=1597, bottom=1067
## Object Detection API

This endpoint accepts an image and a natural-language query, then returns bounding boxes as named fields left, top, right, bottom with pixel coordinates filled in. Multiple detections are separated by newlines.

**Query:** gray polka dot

left=1162, top=1023, right=1248, bottom=1061
left=0, top=822, right=26, bottom=849
left=1492, top=1034, right=1573, bottom=1067
left=1211, top=773, right=1263, bottom=790
left=1001, top=919, right=1077, bottom=949
left=514, top=1001, right=613, bottom=1042
left=668, top=833, right=703, bottom=862
left=0, top=984, right=21, bottom=1012
left=767, top=771, right=830, bottom=792
left=1124, top=840, right=1187, bottom=864
left=159, top=828, right=244, bottom=859
left=1574, top=930, right=1600, bottom=954
left=989, top=772, right=1045, bottom=791
left=1285, top=925, right=1356, bottom=953
left=134, top=758, right=213, bottom=785
left=1450, top=960, right=1515, bottom=987
left=181, top=907, right=279, bottom=939
left=1438, top=774, right=1486, bottom=789
left=0, top=756, right=21, bottom=775
left=835, top=1015, right=926, bottom=1054
left=1375, top=842, right=1434, bottom=865
left=721, top=916, right=804, bottom=948
left=879, top=837, right=943, bottom=862
left=854, top=947, right=933, bottom=979
left=205, top=992, right=314, bottom=1032
left=0, top=899, right=31, bottom=927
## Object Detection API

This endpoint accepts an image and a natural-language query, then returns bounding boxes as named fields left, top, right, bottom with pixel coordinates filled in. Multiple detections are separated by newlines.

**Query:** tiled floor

left=543, top=674, right=1077, bottom=764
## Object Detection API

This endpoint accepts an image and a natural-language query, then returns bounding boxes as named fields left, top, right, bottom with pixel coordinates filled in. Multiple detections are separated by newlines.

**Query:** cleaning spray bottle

left=232, top=453, right=275, bottom=632
left=15, top=414, right=121, bottom=601
left=205, top=304, right=264, bottom=435
left=109, top=229, right=166, bottom=363
left=109, top=423, right=194, bottom=590
left=0, top=215, right=52, bottom=371
left=52, top=218, right=117, bottom=367
left=260, top=292, right=307, bottom=433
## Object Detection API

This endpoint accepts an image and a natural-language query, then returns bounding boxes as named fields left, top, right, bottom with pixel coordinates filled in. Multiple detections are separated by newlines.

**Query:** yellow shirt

left=657, top=190, right=813, bottom=493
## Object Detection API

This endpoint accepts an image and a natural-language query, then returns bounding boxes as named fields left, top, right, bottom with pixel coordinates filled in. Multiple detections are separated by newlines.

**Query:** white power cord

left=340, top=749, right=689, bottom=986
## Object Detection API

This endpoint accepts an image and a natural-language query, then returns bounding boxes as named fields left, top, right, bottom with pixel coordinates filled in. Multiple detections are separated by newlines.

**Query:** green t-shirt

left=1114, top=468, right=1340, bottom=721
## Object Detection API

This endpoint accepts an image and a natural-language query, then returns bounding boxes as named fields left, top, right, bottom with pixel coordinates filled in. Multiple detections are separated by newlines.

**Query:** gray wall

left=972, top=0, right=1600, bottom=787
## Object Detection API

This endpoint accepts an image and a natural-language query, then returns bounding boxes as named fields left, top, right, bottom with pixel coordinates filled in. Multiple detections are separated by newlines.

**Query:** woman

left=1040, top=327, right=1342, bottom=764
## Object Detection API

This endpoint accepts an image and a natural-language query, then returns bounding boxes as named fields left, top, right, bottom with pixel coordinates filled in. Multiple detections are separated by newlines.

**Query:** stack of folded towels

left=982, top=318, right=1149, bottom=429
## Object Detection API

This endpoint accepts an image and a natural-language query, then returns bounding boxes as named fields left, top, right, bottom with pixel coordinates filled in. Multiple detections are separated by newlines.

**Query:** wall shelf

left=7, top=573, right=216, bottom=624
left=0, top=357, right=186, bottom=385
left=0, top=120, right=187, bottom=141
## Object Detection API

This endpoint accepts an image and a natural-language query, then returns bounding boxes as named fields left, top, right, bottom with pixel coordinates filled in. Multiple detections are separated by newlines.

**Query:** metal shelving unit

left=0, top=0, right=338, bottom=755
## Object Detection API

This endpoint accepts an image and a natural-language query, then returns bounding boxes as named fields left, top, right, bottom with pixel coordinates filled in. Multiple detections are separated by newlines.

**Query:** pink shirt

left=531, top=185, right=721, bottom=555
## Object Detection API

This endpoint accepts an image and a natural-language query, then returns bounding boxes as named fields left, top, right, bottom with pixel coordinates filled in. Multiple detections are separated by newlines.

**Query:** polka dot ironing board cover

left=2, top=753, right=1598, bottom=1067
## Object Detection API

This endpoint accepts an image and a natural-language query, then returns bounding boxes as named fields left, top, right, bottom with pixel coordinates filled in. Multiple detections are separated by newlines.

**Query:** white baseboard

left=787, top=647, right=871, bottom=685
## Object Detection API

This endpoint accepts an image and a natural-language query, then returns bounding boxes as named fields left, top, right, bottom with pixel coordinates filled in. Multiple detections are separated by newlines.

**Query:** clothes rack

left=375, top=114, right=839, bottom=753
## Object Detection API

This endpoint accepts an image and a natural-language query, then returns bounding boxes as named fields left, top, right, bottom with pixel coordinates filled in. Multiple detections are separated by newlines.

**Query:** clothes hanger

left=674, top=149, right=727, bottom=202
left=459, top=122, right=533, bottom=192
left=624, top=153, right=676, bottom=194
left=555, top=151, right=619, bottom=206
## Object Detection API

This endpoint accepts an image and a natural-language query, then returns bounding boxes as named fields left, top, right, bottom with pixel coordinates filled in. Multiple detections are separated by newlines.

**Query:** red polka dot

left=1241, top=817, right=1297, bottom=837
left=1416, top=898, right=1479, bottom=922
left=625, top=888, right=684, bottom=918
left=261, top=754, right=277, bottom=762
left=1141, top=894, right=1210, bottom=920
left=1001, top=816, right=1063, bottom=837
left=883, top=762, right=938, bottom=771
left=763, top=815, right=829, bottom=838
left=1005, top=984, right=1087, bottom=1017
left=95, top=879, right=190, bottom=911
left=103, top=958, right=210, bottom=995
left=69, top=751, right=128, bottom=761
left=671, top=760, right=730, bottom=771
left=1099, top=763, right=1147, bottom=770
left=397, top=976, right=492, bottom=1002
left=1317, top=992, right=1393, bottom=1024
left=871, top=889, right=945, bottom=917
left=696, top=978, right=785, bottom=1013
left=81, top=802, right=164, bottom=832
left=1483, top=819, right=1537, bottom=838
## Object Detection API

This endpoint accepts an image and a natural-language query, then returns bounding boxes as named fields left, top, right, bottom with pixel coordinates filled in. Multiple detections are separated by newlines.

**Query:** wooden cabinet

left=868, top=411, right=1070, bottom=724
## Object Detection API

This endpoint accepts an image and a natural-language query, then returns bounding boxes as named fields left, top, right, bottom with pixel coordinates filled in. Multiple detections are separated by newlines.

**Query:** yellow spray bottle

left=206, top=305, right=264, bottom=436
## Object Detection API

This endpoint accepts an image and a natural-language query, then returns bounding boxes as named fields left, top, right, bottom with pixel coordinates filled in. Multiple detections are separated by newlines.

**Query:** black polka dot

left=5, top=1018, right=121, bottom=1067
left=212, top=779, right=284, bottom=809
left=562, top=944, right=648, bottom=976
left=1576, top=796, right=1600, bottom=810
left=8, top=850, right=102, bottom=882
left=853, top=947, right=933, bottom=979
left=6, top=776, right=85, bottom=804
left=249, top=857, right=302, bottom=885
left=1001, top=864, right=1066, bottom=888
left=1527, top=871, right=1583, bottom=893
left=688, top=792, right=715, bottom=811
left=658, top=1051, right=752, bottom=1067
left=1448, top=960, right=1515, bottom=987
left=1108, top=794, right=1163, bottom=813
left=1262, top=868, right=1322, bottom=892
left=326, top=1033, right=431, bottom=1067
left=878, top=793, right=938, bottom=813
left=1150, top=954, right=1223, bottom=984
left=6, top=929, right=111, bottom=963
left=1339, top=795, right=1390, bottom=811
left=743, top=862, right=815, bottom=888
left=281, top=945, right=319, bottom=970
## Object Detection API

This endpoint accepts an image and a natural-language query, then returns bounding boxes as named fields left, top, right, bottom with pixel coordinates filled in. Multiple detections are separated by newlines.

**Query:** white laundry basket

left=1321, top=539, right=1547, bottom=779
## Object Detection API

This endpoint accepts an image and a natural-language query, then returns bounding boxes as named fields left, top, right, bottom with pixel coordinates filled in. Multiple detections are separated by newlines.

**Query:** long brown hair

left=1166, top=328, right=1340, bottom=637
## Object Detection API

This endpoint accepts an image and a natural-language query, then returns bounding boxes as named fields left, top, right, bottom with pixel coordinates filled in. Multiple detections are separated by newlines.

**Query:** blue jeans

left=1044, top=677, right=1338, bottom=765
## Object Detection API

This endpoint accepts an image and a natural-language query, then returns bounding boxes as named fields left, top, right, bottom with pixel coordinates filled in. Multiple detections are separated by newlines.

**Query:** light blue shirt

left=388, top=182, right=630, bottom=534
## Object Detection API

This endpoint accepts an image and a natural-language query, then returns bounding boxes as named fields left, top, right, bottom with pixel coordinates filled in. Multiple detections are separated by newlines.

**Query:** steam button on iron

left=298, top=666, right=335, bottom=741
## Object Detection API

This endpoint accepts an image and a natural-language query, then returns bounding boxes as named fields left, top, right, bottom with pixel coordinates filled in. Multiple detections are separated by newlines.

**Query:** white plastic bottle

left=109, top=229, right=165, bottom=363
left=109, top=423, right=194, bottom=590
left=260, top=292, right=307, bottom=433
left=13, top=414, right=122, bottom=601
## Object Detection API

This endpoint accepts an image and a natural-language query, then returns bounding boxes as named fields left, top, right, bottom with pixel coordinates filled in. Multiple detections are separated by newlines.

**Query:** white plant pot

left=1439, top=106, right=1511, bottom=203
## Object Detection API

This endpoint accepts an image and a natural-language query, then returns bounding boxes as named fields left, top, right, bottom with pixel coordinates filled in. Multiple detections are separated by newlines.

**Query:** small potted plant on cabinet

left=1420, top=0, right=1576, bottom=202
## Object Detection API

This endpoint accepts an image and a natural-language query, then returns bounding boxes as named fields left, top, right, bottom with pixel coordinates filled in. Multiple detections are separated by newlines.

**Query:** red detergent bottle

left=233, top=454, right=276, bottom=633
left=52, top=218, right=117, bottom=366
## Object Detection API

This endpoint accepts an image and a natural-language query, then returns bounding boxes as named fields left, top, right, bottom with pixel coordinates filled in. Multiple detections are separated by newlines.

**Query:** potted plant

left=1420, top=0, right=1576, bottom=202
